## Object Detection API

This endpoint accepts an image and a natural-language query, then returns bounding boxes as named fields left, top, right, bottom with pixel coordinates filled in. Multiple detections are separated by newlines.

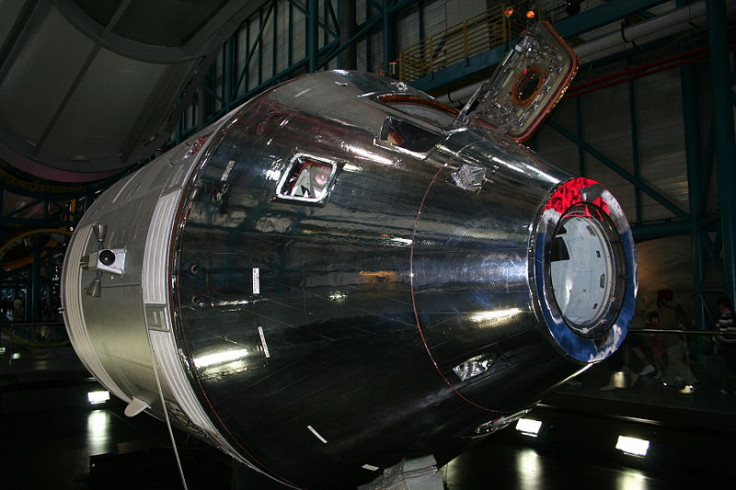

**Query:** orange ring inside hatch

left=511, top=66, right=546, bottom=107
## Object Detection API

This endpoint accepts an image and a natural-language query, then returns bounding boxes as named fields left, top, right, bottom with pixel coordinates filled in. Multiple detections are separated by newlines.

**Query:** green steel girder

left=383, top=0, right=397, bottom=65
left=628, top=77, right=643, bottom=224
left=308, top=0, right=319, bottom=72
left=318, top=0, right=420, bottom=71
left=553, top=0, right=670, bottom=38
left=631, top=221, right=692, bottom=242
left=411, top=42, right=508, bottom=92
left=324, top=0, right=339, bottom=42
left=546, top=120, right=690, bottom=222
left=288, top=0, right=338, bottom=37
left=187, top=0, right=423, bottom=132
left=681, top=55, right=708, bottom=332
left=706, top=0, right=736, bottom=305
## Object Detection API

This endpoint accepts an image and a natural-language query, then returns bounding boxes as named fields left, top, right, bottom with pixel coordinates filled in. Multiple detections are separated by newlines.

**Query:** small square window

left=276, top=155, right=336, bottom=204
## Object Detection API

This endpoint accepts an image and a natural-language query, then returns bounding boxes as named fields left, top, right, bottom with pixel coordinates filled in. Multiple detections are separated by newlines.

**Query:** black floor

left=2, top=330, right=734, bottom=490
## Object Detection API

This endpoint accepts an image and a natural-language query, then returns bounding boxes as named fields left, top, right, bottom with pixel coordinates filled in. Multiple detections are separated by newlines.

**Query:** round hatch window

left=549, top=203, right=624, bottom=339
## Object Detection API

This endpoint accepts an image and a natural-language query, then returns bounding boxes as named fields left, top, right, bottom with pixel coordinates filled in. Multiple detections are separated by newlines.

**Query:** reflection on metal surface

left=257, top=326, right=271, bottom=358
left=307, top=425, right=329, bottom=444
left=469, top=308, right=524, bottom=326
left=450, top=163, right=491, bottom=192
left=195, top=346, right=261, bottom=380
left=62, top=68, right=636, bottom=489
left=453, top=350, right=511, bottom=382
left=194, top=348, right=250, bottom=368
left=276, top=155, right=337, bottom=204
left=474, top=409, right=531, bottom=436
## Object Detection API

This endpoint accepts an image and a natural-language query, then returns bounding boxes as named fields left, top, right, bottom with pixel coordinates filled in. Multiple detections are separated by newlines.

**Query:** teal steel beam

left=547, top=120, right=690, bottom=221
left=273, top=3, right=278, bottom=78
left=234, top=4, right=275, bottom=96
left=576, top=97, right=586, bottom=176
left=30, top=245, right=40, bottom=322
left=681, top=57, right=708, bottom=332
left=185, top=0, right=420, bottom=133
left=383, top=0, right=396, bottom=66
left=554, top=0, right=669, bottom=38
left=184, top=53, right=321, bottom=141
left=245, top=21, right=251, bottom=94
left=289, top=0, right=337, bottom=36
left=700, top=122, right=715, bottom=216
left=224, top=37, right=236, bottom=105
left=628, top=78, right=642, bottom=223
left=368, top=1, right=422, bottom=54
left=325, top=0, right=338, bottom=40
left=418, top=0, right=424, bottom=40
left=258, top=8, right=264, bottom=84
left=323, top=0, right=328, bottom=46
left=707, top=0, right=736, bottom=304
left=704, top=230, right=725, bottom=274
left=0, top=187, right=4, bottom=246
left=632, top=221, right=691, bottom=242
left=288, top=1, right=293, bottom=66
left=308, top=0, right=319, bottom=72
left=365, top=0, right=374, bottom=71
left=337, top=0, right=357, bottom=69
left=289, top=0, right=306, bottom=14
left=199, top=81, right=225, bottom=104
left=318, top=0, right=419, bottom=70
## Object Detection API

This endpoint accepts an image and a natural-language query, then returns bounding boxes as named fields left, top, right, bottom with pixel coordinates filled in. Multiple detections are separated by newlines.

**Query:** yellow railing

left=393, top=5, right=528, bottom=83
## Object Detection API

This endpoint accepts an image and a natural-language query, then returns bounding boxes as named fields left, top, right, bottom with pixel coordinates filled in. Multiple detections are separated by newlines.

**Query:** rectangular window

left=276, top=155, right=337, bottom=204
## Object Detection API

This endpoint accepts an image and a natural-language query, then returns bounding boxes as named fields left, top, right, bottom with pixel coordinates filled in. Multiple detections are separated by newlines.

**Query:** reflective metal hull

left=61, top=71, right=636, bottom=489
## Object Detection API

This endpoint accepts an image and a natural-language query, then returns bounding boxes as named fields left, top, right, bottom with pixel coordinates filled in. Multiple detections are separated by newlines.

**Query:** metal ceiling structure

left=0, top=0, right=268, bottom=320
left=1, top=0, right=734, bottom=335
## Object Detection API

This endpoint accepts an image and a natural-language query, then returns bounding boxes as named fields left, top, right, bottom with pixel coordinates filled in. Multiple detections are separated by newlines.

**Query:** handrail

left=630, top=328, right=734, bottom=336
left=393, top=4, right=528, bottom=82
left=0, top=323, right=69, bottom=348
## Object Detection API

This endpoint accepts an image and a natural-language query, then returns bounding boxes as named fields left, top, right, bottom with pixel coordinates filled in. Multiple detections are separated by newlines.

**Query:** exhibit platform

left=1, top=332, right=733, bottom=489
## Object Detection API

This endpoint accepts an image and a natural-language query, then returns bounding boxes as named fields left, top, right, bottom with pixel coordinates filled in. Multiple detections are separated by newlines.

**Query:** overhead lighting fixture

left=87, top=390, right=111, bottom=405
left=616, top=435, right=650, bottom=457
left=526, top=9, right=536, bottom=19
left=515, top=418, right=542, bottom=437
left=504, top=7, right=514, bottom=17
